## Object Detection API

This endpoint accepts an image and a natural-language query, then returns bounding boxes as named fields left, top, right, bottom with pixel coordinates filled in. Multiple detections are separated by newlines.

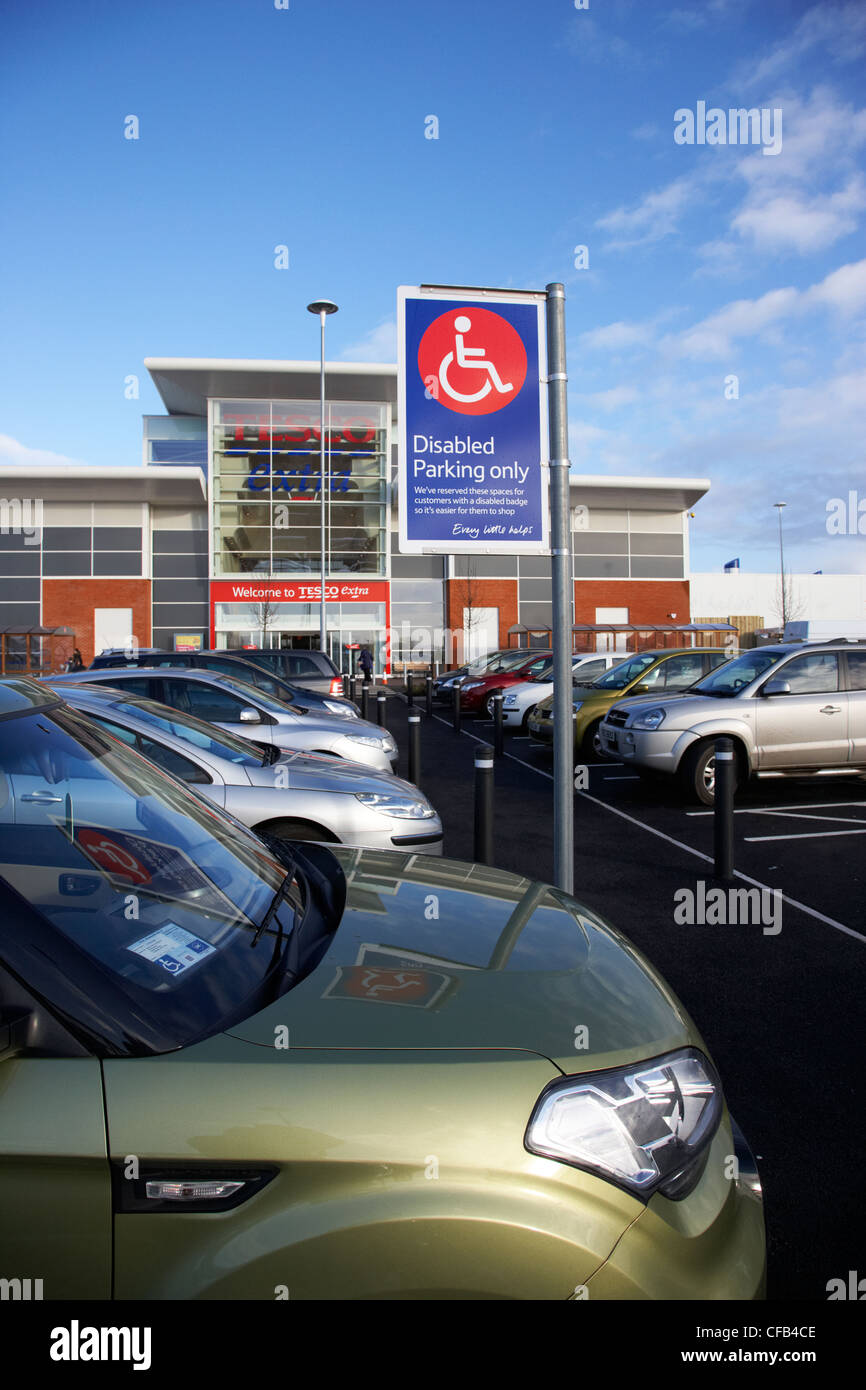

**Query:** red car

left=457, top=651, right=554, bottom=715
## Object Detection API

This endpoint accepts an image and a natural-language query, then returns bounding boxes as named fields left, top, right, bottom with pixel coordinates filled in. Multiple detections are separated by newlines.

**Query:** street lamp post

left=774, top=501, right=787, bottom=631
left=307, top=298, right=339, bottom=654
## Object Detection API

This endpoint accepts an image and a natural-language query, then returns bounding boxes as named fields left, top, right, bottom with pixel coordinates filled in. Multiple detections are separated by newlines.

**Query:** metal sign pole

left=545, top=283, right=574, bottom=895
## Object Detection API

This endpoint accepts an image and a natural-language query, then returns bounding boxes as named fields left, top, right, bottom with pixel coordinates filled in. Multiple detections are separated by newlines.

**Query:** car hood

left=607, top=692, right=728, bottom=723
left=228, top=850, right=700, bottom=1073
left=247, top=754, right=420, bottom=796
left=277, top=712, right=388, bottom=742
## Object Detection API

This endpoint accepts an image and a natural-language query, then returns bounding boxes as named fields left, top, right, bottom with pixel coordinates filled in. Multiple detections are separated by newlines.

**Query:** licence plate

left=604, top=730, right=618, bottom=750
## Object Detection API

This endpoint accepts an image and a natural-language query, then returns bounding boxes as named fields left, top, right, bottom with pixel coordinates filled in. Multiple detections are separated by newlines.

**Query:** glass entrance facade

left=210, top=398, right=391, bottom=667
left=211, top=398, right=389, bottom=577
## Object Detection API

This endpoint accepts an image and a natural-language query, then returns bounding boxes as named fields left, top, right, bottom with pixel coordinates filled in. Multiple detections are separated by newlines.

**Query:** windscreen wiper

left=250, top=849, right=298, bottom=949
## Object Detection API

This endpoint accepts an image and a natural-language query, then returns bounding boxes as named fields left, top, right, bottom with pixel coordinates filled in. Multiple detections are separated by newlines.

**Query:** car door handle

left=21, top=791, right=64, bottom=802
left=819, top=705, right=842, bottom=714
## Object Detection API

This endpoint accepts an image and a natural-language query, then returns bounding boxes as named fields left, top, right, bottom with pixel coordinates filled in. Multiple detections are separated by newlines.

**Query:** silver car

left=598, top=641, right=866, bottom=804
left=49, top=668, right=398, bottom=773
left=44, top=683, right=443, bottom=852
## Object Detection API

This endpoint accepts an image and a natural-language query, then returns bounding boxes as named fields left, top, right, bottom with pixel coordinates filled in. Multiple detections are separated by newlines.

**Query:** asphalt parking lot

left=380, top=684, right=866, bottom=1303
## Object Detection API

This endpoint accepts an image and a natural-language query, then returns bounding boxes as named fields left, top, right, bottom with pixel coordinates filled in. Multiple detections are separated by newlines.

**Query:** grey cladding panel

left=630, top=556, right=684, bottom=579
left=453, top=555, right=518, bottom=577
left=629, top=534, right=683, bottom=557
left=152, top=579, right=209, bottom=605
left=42, top=553, right=91, bottom=577
left=390, top=555, right=445, bottom=579
left=571, top=533, right=628, bottom=555
left=152, top=553, right=209, bottom=579
left=573, top=556, right=629, bottom=578
left=152, top=531, right=209, bottom=555
left=94, top=527, right=142, bottom=551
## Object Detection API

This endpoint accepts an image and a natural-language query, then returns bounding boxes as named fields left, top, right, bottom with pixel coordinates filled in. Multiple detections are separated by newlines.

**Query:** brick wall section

left=42, top=579, right=152, bottom=665
left=444, top=576, right=691, bottom=657
left=445, top=578, right=520, bottom=658
left=573, top=579, right=691, bottom=627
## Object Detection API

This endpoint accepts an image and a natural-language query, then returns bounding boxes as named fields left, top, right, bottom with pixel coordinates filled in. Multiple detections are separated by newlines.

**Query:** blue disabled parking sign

left=397, top=286, right=549, bottom=554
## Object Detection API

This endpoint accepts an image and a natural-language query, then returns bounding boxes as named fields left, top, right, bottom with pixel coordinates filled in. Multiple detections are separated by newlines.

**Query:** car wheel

left=680, top=741, right=739, bottom=806
left=522, top=705, right=536, bottom=730
left=257, top=818, right=338, bottom=844
left=583, top=719, right=604, bottom=760
left=484, top=690, right=503, bottom=718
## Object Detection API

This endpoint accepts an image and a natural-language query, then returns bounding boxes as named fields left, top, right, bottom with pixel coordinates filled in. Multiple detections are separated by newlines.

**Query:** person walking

left=359, top=646, right=373, bottom=684
left=67, top=647, right=84, bottom=672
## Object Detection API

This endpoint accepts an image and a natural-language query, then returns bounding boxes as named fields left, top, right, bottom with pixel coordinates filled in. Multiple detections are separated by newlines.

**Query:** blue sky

left=1, top=0, right=864, bottom=574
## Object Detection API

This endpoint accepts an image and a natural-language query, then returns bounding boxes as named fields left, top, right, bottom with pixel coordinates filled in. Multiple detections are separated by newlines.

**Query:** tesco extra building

left=0, top=358, right=709, bottom=671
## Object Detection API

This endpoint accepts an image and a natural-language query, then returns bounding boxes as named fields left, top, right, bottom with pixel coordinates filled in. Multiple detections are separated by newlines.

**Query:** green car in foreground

left=0, top=678, right=765, bottom=1299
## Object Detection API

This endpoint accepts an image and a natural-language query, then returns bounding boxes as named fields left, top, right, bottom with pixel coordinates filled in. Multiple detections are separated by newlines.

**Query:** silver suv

left=598, top=641, right=866, bottom=804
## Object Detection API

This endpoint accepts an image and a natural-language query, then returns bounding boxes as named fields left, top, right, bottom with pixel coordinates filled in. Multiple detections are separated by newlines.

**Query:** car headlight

left=325, top=700, right=357, bottom=717
left=632, top=707, right=666, bottom=730
left=347, top=734, right=391, bottom=750
left=572, top=701, right=583, bottom=713
left=354, top=792, right=436, bottom=819
left=504, top=693, right=517, bottom=706
left=462, top=681, right=483, bottom=691
left=525, top=1048, right=723, bottom=1201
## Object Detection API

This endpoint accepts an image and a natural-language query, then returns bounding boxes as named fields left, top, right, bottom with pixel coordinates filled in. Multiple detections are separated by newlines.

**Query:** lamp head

left=307, top=299, right=339, bottom=315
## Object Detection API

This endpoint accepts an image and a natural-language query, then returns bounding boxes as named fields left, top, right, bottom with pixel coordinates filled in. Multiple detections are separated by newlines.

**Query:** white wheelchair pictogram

left=437, top=315, right=514, bottom=404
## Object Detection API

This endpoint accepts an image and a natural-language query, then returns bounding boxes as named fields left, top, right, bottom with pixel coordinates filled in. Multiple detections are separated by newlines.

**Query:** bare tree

left=770, top=574, right=806, bottom=630
left=253, top=598, right=280, bottom=648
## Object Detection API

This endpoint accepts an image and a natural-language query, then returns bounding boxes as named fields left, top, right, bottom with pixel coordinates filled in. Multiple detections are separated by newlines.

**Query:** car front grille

left=606, top=708, right=629, bottom=727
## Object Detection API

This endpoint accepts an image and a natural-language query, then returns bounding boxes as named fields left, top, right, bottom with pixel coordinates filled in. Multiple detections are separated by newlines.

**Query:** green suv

left=0, top=678, right=764, bottom=1299
left=529, top=648, right=733, bottom=758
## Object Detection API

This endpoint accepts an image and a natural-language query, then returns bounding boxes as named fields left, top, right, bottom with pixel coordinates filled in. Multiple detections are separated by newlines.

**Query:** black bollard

left=376, top=692, right=387, bottom=729
left=406, top=672, right=414, bottom=707
left=452, top=684, right=461, bottom=734
left=408, top=712, right=421, bottom=787
left=350, top=675, right=358, bottom=705
left=474, top=744, right=494, bottom=865
left=714, top=736, right=735, bottom=882
left=361, top=684, right=369, bottom=720
left=492, top=693, right=504, bottom=758
left=342, top=674, right=349, bottom=699
left=425, top=673, right=433, bottom=718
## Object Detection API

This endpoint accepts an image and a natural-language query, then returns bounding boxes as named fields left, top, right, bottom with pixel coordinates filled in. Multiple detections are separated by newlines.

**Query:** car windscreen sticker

left=127, top=923, right=217, bottom=976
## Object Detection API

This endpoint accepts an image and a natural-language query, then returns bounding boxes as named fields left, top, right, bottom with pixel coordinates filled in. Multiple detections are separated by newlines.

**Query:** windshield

left=191, top=673, right=303, bottom=717
left=691, top=650, right=785, bottom=695
left=466, top=650, right=531, bottom=675
left=588, top=653, right=658, bottom=690
left=79, top=694, right=268, bottom=766
left=0, top=705, right=305, bottom=1052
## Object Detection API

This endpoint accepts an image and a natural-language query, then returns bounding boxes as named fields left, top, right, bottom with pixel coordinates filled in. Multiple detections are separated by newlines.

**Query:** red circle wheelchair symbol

left=417, top=307, right=528, bottom=416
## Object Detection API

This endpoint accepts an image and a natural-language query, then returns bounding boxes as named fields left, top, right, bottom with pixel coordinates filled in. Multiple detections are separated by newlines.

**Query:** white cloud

left=731, top=175, right=866, bottom=253
left=595, top=177, right=694, bottom=249
left=0, top=435, right=87, bottom=468
left=741, top=2, right=866, bottom=88
left=667, top=257, right=866, bottom=358
left=578, top=319, right=657, bottom=351
left=580, top=386, right=640, bottom=412
left=337, top=320, right=396, bottom=363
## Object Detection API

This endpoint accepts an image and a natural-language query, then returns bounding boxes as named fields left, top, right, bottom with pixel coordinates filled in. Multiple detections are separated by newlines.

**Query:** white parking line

left=746, top=828, right=866, bottom=843
left=687, top=800, right=866, bottom=817
left=432, top=710, right=865, bottom=943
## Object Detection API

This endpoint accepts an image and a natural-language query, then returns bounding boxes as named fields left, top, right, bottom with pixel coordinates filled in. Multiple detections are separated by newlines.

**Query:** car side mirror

left=631, top=683, right=650, bottom=696
left=239, top=707, right=261, bottom=723
left=763, top=679, right=791, bottom=696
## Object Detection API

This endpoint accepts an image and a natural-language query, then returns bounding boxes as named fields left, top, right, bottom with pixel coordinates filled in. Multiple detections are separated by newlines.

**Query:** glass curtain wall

left=212, top=399, right=389, bottom=578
